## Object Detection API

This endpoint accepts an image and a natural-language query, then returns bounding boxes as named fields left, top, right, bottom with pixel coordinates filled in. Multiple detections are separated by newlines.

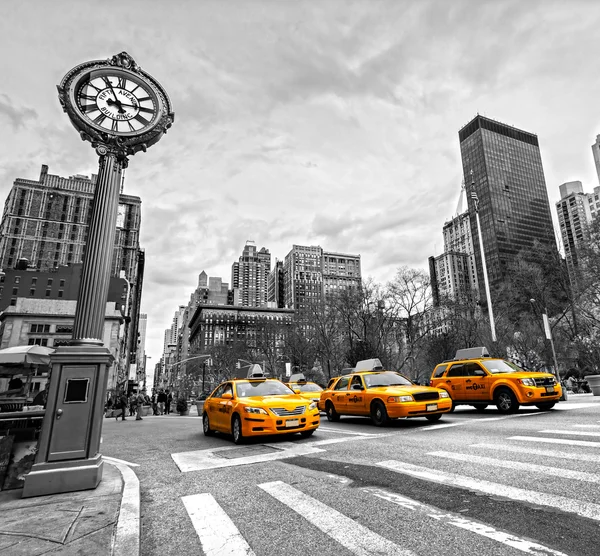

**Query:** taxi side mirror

left=293, top=388, right=301, bottom=393
left=222, top=392, right=233, bottom=400
left=351, top=383, right=364, bottom=391
left=473, top=370, right=485, bottom=377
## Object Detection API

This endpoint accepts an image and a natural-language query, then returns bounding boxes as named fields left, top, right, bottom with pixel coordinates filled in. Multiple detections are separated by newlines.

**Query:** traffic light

left=236, top=361, right=241, bottom=369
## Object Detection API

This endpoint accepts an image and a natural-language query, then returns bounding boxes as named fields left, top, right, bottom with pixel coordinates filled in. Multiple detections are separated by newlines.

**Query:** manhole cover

left=218, top=445, right=283, bottom=459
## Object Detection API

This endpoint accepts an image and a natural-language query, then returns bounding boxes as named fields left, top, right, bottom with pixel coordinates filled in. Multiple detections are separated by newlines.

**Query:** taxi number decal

left=451, top=385, right=462, bottom=391
left=467, top=383, right=486, bottom=391
left=218, top=406, right=232, bottom=414
left=348, top=396, right=363, bottom=403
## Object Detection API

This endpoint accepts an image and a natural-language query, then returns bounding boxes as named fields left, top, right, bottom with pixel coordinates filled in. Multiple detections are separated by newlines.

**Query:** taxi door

left=218, top=383, right=234, bottom=430
left=205, top=383, right=226, bottom=431
left=331, top=376, right=350, bottom=414
left=464, top=362, right=490, bottom=401
left=444, top=364, right=468, bottom=401
left=345, top=375, right=367, bottom=415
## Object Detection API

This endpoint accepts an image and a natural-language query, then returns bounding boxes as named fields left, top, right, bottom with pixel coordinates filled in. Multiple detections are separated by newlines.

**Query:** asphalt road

left=101, top=395, right=600, bottom=556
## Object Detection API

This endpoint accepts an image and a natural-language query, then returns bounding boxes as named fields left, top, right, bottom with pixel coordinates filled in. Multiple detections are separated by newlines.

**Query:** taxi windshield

left=364, top=372, right=412, bottom=388
left=294, top=383, right=323, bottom=392
left=236, top=380, right=295, bottom=398
left=481, top=359, right=525, bottom=374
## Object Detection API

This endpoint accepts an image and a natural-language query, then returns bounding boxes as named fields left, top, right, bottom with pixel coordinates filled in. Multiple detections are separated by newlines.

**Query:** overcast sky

left=2, top=1, right=600, bottom=378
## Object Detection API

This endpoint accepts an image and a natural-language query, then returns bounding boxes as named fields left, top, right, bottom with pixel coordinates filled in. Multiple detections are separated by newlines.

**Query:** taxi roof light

left=247, top=364, right=266, bottom=378
left=354, top=358, right=384, bottom=372
left=289, top=372, right=307, bottom=383
left=454, top=347, right=490, bottom=360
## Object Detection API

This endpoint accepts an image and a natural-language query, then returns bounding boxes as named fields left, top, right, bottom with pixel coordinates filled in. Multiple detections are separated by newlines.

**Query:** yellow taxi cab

left=318, top=358, right=452, bottom=426
left=202, top=366, right=320, bottom=444
left=285, top=373, right=324, bottom=403
left=429, top=347, right=562, bottom=413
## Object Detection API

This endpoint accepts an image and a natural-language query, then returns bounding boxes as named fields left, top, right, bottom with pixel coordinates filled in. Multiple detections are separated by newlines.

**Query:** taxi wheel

left=300, top=430, right=315, bottom=438
left=326, top=402, right=340, bottom=422
left=536, top=402, right=556, bottom=411
left=232, top=415, right=245, bottom=444
left=494, top=388, right=519, bottom=414
left=202, top=412, right=214, bottom=436
left=425, top=413, right=442, bottom=422
left=370, top=400, right=389, bottom=427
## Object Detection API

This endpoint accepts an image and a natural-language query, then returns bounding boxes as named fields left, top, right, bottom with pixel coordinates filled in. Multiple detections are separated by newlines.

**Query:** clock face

left=74, top=69, right=160, bottom=135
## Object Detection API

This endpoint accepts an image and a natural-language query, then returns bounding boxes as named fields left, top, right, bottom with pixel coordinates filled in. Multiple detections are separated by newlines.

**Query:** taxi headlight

left=309, top=402, right=318, bottom=411
left=439, top=391, right=449, bottom=399
left=244, top=407, right=268, bottom=415
left=388, top=395, right=413, bottom=403
left=519, top=378, right=536, bottom=387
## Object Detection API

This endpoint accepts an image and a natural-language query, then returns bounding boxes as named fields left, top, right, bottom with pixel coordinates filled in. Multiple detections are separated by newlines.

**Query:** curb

left=106, top=459, right=140, bottom=556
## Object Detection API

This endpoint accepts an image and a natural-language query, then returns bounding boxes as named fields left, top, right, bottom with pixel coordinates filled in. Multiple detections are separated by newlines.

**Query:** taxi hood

left=242, top=394, right=306, bottom=405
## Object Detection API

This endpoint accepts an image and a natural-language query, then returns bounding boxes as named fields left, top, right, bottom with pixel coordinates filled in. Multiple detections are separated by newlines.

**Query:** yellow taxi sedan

left=203, top=377, right=320, bottom=444
left=285, top=373, right=324, bottom=403
left=319, top=368, right=452, bottom=426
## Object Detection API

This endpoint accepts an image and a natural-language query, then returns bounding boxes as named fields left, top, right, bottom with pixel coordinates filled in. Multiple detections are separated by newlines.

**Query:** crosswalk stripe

left=574, top=424, right=600, bottom=429
left=509, top=436, right=600, bottom=448
left=539, top=429, right=600, bottom=437
left=317, top=427, right=379, bottom=436
left=470, top=443, right=600, bottom=463
left=428, top=451, right=600, bottom=483
left=182, top=493, right=256, bottom=556
left=377, top=460, right=600, bottom=522
left=258, top=481, right=415, bottom=556
left=363, top=487, right=568, bottom=555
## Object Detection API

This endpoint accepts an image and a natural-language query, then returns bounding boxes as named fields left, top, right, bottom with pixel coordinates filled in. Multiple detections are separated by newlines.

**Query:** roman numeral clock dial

left=75, top=71, right=158, bottom=135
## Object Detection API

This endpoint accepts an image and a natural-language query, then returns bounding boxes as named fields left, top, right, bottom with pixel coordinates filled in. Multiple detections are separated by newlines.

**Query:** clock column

left=23, top=51, right=174, bottom=498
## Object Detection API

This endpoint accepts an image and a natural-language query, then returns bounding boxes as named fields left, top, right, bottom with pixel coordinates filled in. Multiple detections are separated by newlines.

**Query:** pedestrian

left=165, top=390, right=173, bottom=415
left=115, top=390, right=128, bottom=421
left=129, top=394, right=137, bottom=416
left=157, top=389, right=166, bottom=415
left=151, top=390, right=158, bottom=415
left=136, top=390, right=145, bottom=421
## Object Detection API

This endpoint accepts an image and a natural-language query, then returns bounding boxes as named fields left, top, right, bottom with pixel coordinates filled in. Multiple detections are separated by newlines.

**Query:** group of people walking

left=108, top=388, right=173, bottom=421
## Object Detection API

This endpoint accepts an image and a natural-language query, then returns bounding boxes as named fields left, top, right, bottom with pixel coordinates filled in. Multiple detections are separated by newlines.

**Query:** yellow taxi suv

left=429, top=347, right=562, bottom=414
left=203, top=369, right=320, bottom=444
left=285, top=373, right=324, bottom=404
left=318, top=358, right=452, bottom=426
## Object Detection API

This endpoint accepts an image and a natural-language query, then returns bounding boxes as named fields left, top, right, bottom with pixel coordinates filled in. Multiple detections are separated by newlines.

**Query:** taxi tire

left=326, top=402, right=340, bottom=422
left=536, top=402, right=556, bottom=411
left=202, top=412, right=214, bottom=436
left=494, top=388, right=519, bottom=414
left=232, top=414, right=245, bottom=444
left=370, top=400, right=389, bottom=427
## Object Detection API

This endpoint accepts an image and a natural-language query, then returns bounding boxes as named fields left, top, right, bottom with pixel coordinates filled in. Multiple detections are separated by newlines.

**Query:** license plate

left=545, top=387, right=555, bottom=393
left=426, top=404, right=438, bottom=412
left=285, top=419, right=299, bottom=428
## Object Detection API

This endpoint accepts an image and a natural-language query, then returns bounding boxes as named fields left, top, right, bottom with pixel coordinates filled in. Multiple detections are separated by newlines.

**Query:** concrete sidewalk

left=0, top=460, right=139, bottom=556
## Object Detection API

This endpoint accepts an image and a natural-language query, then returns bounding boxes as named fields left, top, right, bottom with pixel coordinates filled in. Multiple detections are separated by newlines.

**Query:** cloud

left=0, top=94, right=38, bottom=129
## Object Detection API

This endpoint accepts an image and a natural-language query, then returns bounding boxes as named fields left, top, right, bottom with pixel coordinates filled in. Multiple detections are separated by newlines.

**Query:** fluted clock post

left=24, top=52, right=173, bottom=497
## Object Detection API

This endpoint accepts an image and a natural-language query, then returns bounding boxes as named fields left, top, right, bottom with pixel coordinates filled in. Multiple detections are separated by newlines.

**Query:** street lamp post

left=530, top=299, right=560, bottom=379
left=470, top=174, right=497, bottom=343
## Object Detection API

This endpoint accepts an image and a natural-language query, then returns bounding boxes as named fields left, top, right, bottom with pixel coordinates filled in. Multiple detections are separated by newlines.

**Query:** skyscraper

left=231, top=241, right=271, bottom=307
left=592, top=135, right=600, bottom=186
left=556, top=181, right=599, bottom=270
left=459, top=115, right=559, bottom=291
left=0, top=164, right=141, bottom=283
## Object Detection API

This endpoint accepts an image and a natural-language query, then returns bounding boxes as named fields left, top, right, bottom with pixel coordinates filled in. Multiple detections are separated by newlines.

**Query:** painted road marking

left=258, top=481, right=415, bottom=556
left=103, top=456, right=140, bottom=468
left=574, top=424, right=600, bottom=428
left=172, top=442, right=325, bottom=472
left=539, top=429, right=600, bottom=437
left=317, top=427, right=379, bottom=436
left=377, top=460, right=600, bottom=522
left=182, top=493, right=255, bottom=556
left=428, top=451, right=600, bottom=483
left=363, top=487, right=568, bottom=555
left=470, top=443, right=600, bottom=463
left=509, top=436, right=600, bottom=448
left=554, top=403, right=599, bottom=410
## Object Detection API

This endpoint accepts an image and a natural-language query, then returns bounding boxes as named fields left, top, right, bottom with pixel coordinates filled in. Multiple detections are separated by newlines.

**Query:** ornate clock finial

left=107, top=52, right=140, bottom=73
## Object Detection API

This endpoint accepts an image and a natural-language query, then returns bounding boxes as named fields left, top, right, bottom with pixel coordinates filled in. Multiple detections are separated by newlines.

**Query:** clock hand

left=106, top=98, right=127, bottom=114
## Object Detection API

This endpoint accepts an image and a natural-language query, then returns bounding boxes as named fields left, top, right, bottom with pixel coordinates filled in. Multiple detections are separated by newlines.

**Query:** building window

left=12, top=288, right=18, bottom=295
left=14, top=276, right=20, bottom=284
left=45, top=289, right=51, bottom=297
left=30, top=324, right=51, bottom=333
left=59, top=279, right=65, bottom=287
left=31, top=277, right=37, bottom=285
left=29, top=289, right=35, bottom=296
left=10, top=298, right=16, bottom=306
left=28, top=337, right=48, bottom=346
left=47, top=279, right=53, bottom=286
left=58, top=290, right=64, bottom=298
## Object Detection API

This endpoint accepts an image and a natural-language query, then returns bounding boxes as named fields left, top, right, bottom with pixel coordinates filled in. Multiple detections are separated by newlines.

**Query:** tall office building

left=592, top=135, right=600, bottom=186
left=556, top=181, right=599, bottom=270
left=231, top=241, right=271, bottom=307
left=0, top=164, right=141, bottom=284
left=459, top=115, right=559, bottom=291
left=267, top=259, right=285, bottom=308
left=283, top=245, right=361, bottom=315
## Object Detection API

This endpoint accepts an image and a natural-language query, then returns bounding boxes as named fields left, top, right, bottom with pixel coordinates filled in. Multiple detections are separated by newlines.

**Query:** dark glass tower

left=459, top=115, right=558, bottom=293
